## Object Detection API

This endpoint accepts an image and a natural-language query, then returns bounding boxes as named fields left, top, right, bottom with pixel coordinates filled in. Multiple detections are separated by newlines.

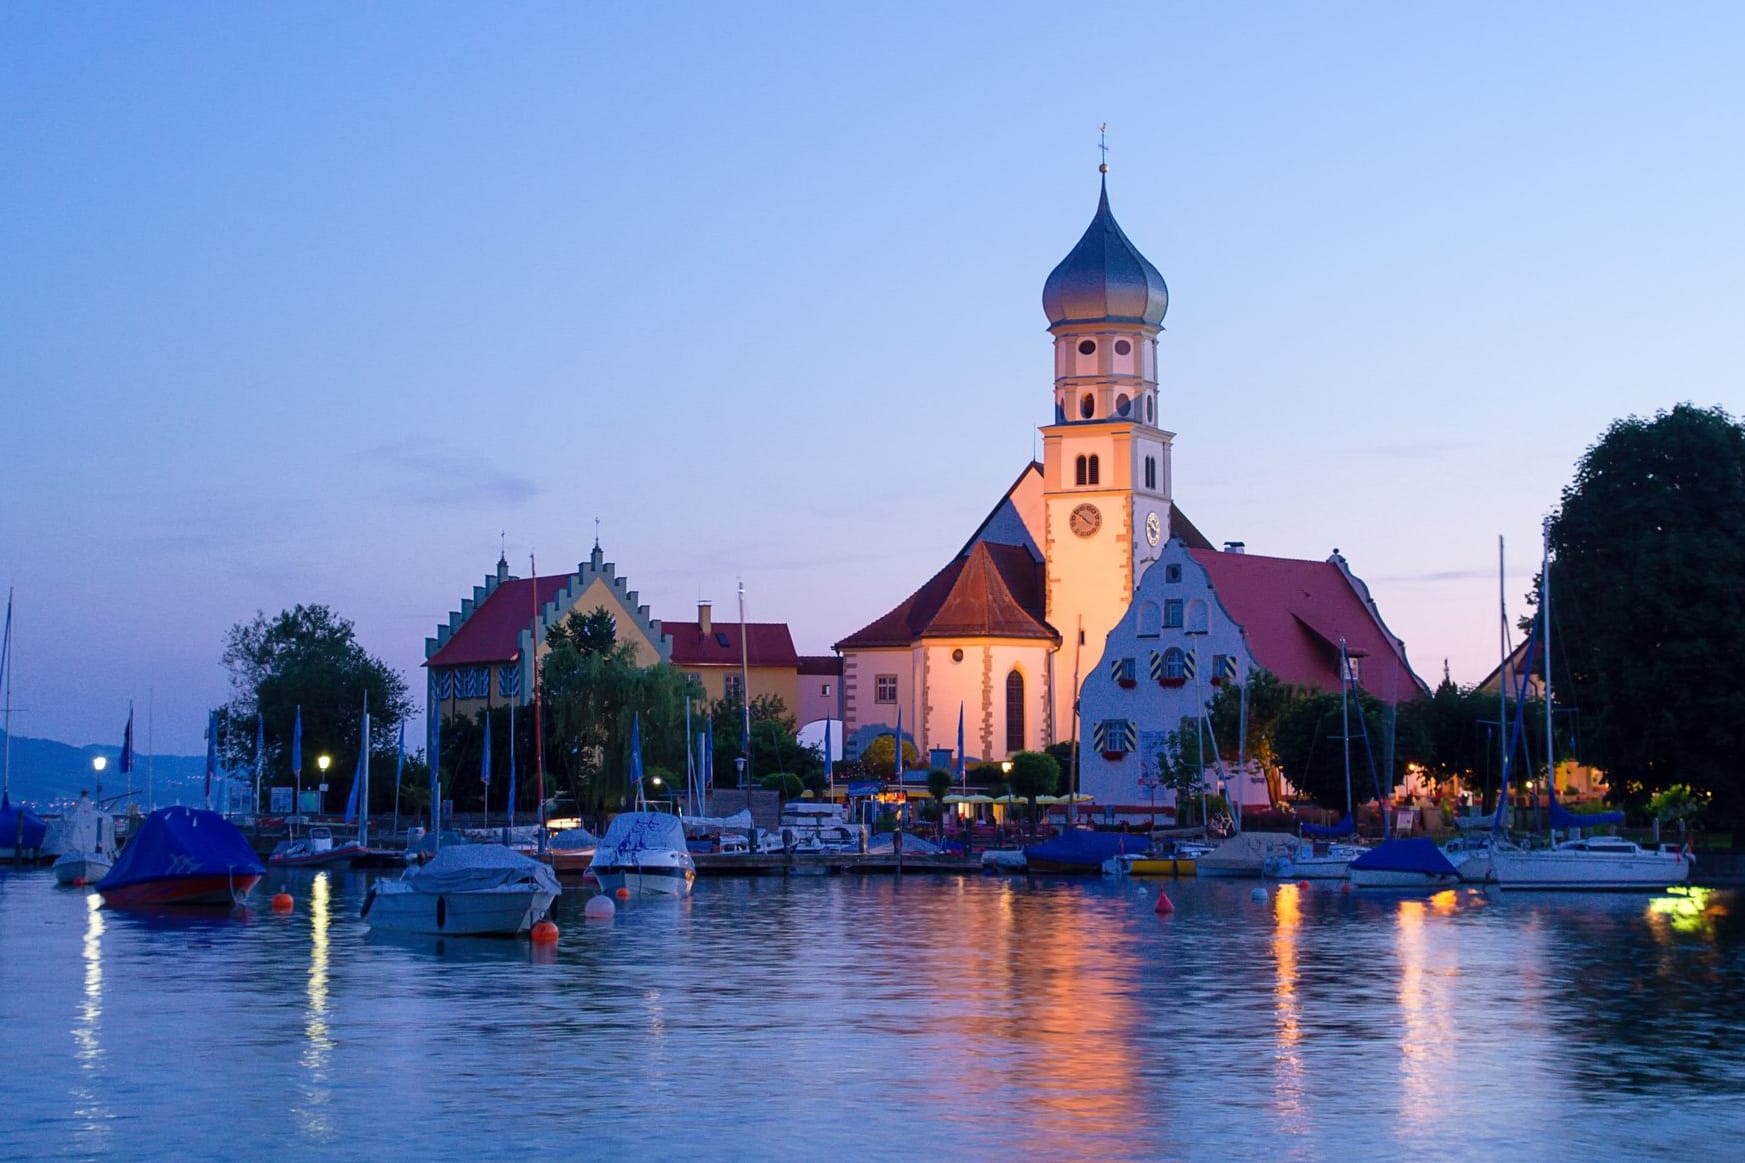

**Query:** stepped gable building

left=1076, top=539, right=1426, bottom=814
left=835, top=170, right=1422, bottom=782
left=426, top=545, right=804, bottom=730
left=425, top=543, right=669, bottom=722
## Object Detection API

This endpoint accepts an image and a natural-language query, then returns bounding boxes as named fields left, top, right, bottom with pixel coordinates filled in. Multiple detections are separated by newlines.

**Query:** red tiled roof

left=426, top=575, right=571, bottom=668
left=1187, top=549, right=1426, bottom=702
left=1170, top=506, right=1215, bottom=551
left=835, top=542, right=1056, bottom=649
left=666, top=621, right=799, bottom=669
left=798, top=655, right=843, bottom=676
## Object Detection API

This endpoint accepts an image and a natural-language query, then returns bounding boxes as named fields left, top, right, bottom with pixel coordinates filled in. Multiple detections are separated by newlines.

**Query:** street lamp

left=317, top=754, right=331, bottom=816
left=92, top=754, right=107, bottom=799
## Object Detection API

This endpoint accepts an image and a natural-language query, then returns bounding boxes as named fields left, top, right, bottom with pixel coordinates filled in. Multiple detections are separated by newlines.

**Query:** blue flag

left=481, top=709, right=492, bottom=787
left=429, top=705, right=442, bottom=832
left=252, top=713, right=263, bottom=782
left=629, top=712, right=644, bottom=785
left=823, top=716, right=834, bottom=783
left=344, top=745, right=362, bottom=822
left=893, top=704, right=903, bottom=779
left=506, top=703, right=517, bottom=828
left=956, top=702, right=965, bottom=784
left=292, top=705, right=303, bottom=775
left=121, top=707, right=135, bottom=775
left=704, top=715, right=715, bottom=792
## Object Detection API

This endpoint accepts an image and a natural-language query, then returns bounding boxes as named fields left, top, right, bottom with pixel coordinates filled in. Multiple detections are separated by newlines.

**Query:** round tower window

left=1080, top=393, right=1095, bottom=419
left=951, top=648, right=964, bottom=663
left=1116, top=393, right=1131, bottom=416
left=1078, top=339, right=1096, bottom=355
left=1115, top=339, right=1132, bottom=356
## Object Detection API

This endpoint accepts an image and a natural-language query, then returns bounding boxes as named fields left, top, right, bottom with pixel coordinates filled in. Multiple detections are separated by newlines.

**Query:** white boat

left=1348, top=838, right=1463, bottom=889
left=589, top=812, right=696, bottom=897
left=51, top=792, right=117, bottom=886
left=1440, top=832, right=1505, bottom=883
left=1491, top=836, right=1692, bottom=891
left=1263, top=840, right=1364, bottom=880
left=363, top=843, right=560, bottom=935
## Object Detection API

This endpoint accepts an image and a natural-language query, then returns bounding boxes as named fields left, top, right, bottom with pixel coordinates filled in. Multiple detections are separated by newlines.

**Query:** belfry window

left=1080, top=393, right=1095, bottom=420
left=1116, top=393, right=1131, bottom=417
left=1144, top=456, right=1156, bottom=490
left=1087, top=455, right=1100, bottom=486
left=1075, top=455, right=1088, bottom=486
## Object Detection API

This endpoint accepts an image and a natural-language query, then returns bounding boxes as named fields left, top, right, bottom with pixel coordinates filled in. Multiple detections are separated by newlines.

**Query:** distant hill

left=0, top=730, right=208, bottom=808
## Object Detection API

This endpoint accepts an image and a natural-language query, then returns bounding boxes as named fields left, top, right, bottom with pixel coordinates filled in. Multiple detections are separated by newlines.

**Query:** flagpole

left=530, top=552, right=547, bottom=854
left=738, top=580, right=753, bottom=804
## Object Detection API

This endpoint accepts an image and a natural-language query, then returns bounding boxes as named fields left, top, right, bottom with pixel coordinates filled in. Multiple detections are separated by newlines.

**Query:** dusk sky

left=4, top=3, right=1741, bottom=755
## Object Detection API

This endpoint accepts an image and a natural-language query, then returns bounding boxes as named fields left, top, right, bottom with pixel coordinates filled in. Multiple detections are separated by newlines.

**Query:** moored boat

left=363, top=842, right=560, bottom=935
left=1263, top=840, right=1363, bottom=880
left=1490, top=837, right=1692, bottom=891
left=1349, top=837, right=1461, bottom=889
left=268, top=826, right=367, bottom=868
left=590, top=812, right=696, bottom=897
left=1024, top=828, right=1148, bottom=874
left=96, top=806, right=263, bottom=907
left=51, top=792, right=117, bottom=886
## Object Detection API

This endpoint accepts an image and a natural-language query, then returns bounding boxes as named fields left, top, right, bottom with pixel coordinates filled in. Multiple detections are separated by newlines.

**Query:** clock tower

left=1038, top=172, right=1177, bottom=739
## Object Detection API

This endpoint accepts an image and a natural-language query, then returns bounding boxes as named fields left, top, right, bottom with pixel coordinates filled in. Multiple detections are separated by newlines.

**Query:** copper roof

left=835, top=542, right=1056, bottom=650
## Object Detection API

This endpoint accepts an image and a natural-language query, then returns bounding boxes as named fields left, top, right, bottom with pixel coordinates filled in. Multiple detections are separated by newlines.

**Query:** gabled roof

left=835, top=542, right=1056, bottom=650
left=665, top=621, right=800, bottom=669
left=1187, top=548, right=1426, bottom=701
left=955, top=462, right=1043, bottom=560
left=798, top=655, right=843, bottom=676
left=426, top=575, right=570, bottom=667
left=1169, top=506, right=1215, bottom=551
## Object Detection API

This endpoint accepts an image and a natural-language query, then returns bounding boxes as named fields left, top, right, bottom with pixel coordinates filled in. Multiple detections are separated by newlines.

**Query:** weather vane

left=1098, top=122, right=1109, bottom=173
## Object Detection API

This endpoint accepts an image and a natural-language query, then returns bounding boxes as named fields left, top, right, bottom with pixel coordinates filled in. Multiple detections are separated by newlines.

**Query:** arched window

left=1087, top=455, right=1100, bottom=486
left=1080, top=393, right=1095, bottom=420
left=1074, top=455, right=1087, bottom=486
left=1136, top=601, right=1161, bottom=637
left=1005, top=669, right=1025, bottom=754
left=1147, top=396, right=1155, bottom=424
left=1163, top=648, right=1187, bottom=679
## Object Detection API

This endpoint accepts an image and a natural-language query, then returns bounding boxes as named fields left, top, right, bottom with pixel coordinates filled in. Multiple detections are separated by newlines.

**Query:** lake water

left=3, top=866, right=1741, bottom=1162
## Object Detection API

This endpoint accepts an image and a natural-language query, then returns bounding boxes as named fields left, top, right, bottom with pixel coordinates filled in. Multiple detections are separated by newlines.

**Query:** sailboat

left=1488, top=522, right=1693, bottom=891
left=1266, top=640, right=1368, bottom=881
left=1, top=590, right=51, bottom=863
left=51, top=791, right=118, bottom=886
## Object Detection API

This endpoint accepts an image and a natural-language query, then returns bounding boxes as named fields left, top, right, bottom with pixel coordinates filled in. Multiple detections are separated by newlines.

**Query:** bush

left=759, top=772, right=804, bottom=800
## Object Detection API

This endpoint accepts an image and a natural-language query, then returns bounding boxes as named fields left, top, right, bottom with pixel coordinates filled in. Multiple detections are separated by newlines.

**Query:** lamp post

left=92, top=754, right=107, bottom=800
left=317, top=754, right=331, bottom=817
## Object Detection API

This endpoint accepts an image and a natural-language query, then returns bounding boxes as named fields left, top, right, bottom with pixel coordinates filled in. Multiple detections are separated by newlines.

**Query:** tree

left=1273, top=690, right=1394, bottom=815
left=706, top=692, right=810, bottom=787
left=858, top=733, right=919, bottom=779
left=546, top=607, right=619, bottom=657
left=1205, top=669, right=1309, bottom=806
left=1545, top=404, right=1745, bottom=824
left=1007, top=750, right=1059, bottom=829
left=926, top=767, right=954, bottom=820
left=760, top=772, right=804, bottom=800
left=220, top=604, right=413, bottom=811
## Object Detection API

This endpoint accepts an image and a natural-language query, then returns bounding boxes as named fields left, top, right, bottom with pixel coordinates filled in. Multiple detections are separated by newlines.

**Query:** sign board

left=299, top=790, right=320, bottom=814
left=271, top=786, right=293, bottom=814
left=1394, top=809, right=1416, bottom=833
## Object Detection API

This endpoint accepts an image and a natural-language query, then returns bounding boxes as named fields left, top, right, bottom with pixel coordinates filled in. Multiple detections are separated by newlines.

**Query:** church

left=834, top=171, right=1425, bottom=795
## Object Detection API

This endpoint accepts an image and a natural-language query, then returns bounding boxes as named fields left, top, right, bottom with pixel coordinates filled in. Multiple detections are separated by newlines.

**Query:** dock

left=690, top=852, right=981, bottom=876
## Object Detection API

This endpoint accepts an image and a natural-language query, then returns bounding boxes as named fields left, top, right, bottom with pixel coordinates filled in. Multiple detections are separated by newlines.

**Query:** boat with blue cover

left=1023, top=829, right=1148, bottom=874
left=1348, top=837, right=1461, bottom=889
left=96, top=806, right=264, bottom=907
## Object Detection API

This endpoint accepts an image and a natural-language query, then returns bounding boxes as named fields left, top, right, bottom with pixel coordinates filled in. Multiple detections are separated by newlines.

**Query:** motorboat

left=1440, top=832, right=1506, bottom=883
left=1348, top=838, right=1462, bottom=889
left=267, top=826, right=367, bottom=868
left=363, top=843, right=561, bottom=935
left=96, top=806, right=263, bottom=908
left=1104, top=839, right=1210, bottom=877
left=589, top=812, right=696, bottom=897
left=51, top=793, right=117, bottom=886
left=1490, top=836, right=1693, bottom=891
left=1023, top=829, right=1149, bottom=874
left=1263, top=839, right=1364, bottom=880
left=544, top=826, right=599, bottom=875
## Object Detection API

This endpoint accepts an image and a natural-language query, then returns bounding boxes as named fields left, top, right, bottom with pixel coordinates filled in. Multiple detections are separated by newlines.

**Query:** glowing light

left=299, top=870, right=334, bottom=1135
left=1271, top=883, right=1306, bottom=1130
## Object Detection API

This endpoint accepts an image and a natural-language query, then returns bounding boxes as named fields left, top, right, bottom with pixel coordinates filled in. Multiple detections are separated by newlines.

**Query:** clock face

left=1145, top=511, right=1162, bottom=547
left=1069, top=503, right=1102, bottom=538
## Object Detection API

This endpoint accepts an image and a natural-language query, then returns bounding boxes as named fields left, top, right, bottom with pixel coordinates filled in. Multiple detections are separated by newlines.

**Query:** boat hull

left=1349, top=868, right=1461, bottom=889
left=1491, top=850, right=1693, bottom=891
left=100, top=873, right=262, bottom=908
left=52, top=853, right=113, bottom=886
left=363, top=884, right=556, bottom=935
left=268, top=843, right=368, bottom=868
left=592, top=864, right=695, bottom=897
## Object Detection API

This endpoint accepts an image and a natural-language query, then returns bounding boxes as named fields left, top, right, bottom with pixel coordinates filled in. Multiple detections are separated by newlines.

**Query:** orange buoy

left=1154, top=890, right=1175, bottom=915
left=530, top=920, right=559, bottom=944
left=614, top=887, right=630, bottom=900
left=72, top=877, right=85, bottom=887
left=271, top=892, right=294, bottom=912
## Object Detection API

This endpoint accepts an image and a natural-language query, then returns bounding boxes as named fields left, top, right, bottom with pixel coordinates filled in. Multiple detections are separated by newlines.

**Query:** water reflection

left=71, top=891, right=110, bottom=1155
left=1270, top=885, right=1307, bottom=1134
left=298, top=871, right=334, bottom=1139
left=1394, top=898, right=1456, bottom=1145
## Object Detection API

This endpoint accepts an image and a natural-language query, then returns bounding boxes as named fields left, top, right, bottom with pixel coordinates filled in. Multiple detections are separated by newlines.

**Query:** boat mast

left=1, top=589, right=11, bottom=799
left=1339, top=638, right=1354, bottom=831
left=530, top=552, right=546, bottom=854
left=1497, top=535, right=1507, bottom=818
left=1541, top=518, right=1554, bottom=833
left=738, top=579, right=752, bottom=798
left=359, top=690, right=370, bottom=849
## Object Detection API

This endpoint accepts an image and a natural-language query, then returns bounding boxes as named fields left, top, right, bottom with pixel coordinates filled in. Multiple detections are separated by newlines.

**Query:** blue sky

left=3, top=2, right=1741, bottom=753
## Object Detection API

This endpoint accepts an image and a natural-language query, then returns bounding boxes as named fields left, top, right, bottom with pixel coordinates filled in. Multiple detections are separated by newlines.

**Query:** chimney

left=699, top=601, right=712, bottom=636
left=1223, top=541, right=1246, bottom=554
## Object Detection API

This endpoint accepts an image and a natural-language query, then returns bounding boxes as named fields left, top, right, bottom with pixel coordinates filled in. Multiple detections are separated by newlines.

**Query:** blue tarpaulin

left=1, top=792, right=47, bottom=851
left=97, top=806, right=263, bottom=892
left=1550, top=801, right=1624, bottom=828
left=1302, top=814, right=1353, bottom=838
left=1024, top=829, right=1148, bottom=872
left=1350, top=837, right=1458, bottom=876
